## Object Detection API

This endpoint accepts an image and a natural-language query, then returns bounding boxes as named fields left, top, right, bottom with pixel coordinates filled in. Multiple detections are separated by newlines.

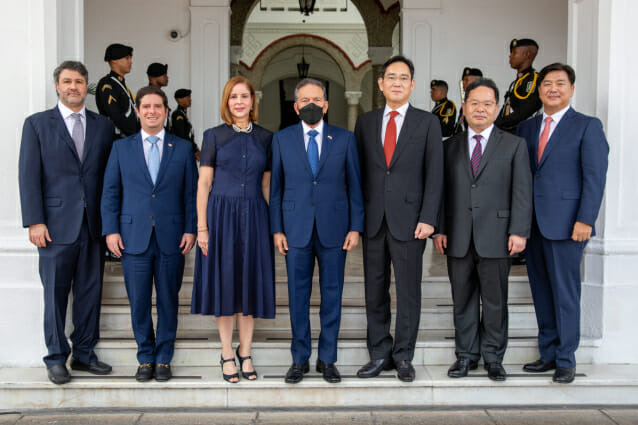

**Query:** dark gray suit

left=355, top=105, right=443, bottom=362
left=439, top=126, right=532, bottom=363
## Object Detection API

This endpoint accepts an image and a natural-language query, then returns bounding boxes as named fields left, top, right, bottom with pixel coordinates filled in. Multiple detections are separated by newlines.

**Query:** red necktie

left=537, top=116, right=553, bottom=163
left=384, top=111, right=399, bottom=167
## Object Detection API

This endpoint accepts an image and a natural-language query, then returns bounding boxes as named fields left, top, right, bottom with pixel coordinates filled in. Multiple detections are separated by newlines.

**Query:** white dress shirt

left=381, top=102, right=410, bottom=146
left=467, top=124, right=495, bottom=160
left=539, top=104, right=571, bottom=141
left=141, top=129, right=166, bottom=165
left=301, top=120, right=324, bottom=158
left=57, top=101, right=86, bottom=140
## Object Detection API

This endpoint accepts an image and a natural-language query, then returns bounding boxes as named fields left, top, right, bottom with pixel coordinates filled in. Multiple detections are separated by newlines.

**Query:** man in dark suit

left=101, top=85, right=197, bottom=382
left=433, top=78, right=533, bottom=381
left=355, top=56, right=443, bottom=382
left=270, top=78, right=364, bottom=384
left=19, top=61, right=114, bottom=384
left=517, top=63, right=609, bottom=384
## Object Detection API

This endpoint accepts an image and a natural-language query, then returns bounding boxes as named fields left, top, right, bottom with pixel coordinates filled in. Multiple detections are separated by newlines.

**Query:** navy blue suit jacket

left=101, top=132, right=197, bottom=255
left=19, top=107, right=114, bottom=244
left=270, top=122, right=364, bottom=249
left=517, top=107, right=609, bottom=240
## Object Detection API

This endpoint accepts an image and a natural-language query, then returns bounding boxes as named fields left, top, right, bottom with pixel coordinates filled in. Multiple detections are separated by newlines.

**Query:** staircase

left=1, top=245, right=636, bottom=410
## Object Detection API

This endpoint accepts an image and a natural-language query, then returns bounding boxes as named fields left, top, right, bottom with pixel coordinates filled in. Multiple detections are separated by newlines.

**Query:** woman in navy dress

left=192, top=76, right=275, bottom=383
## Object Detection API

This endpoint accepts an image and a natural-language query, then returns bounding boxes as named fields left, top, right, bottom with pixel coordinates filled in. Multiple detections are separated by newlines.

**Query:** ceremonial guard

left=170, top=88, right=199, bottom=160
left=430, top=80, right=456, bottom=138
left=96, top=43, right=139, bottom=138
left=495, top=38, right=542, bottom=133
left=453, top=67, right=483, bottom=135
left=147, top=63, right=171, bottom=132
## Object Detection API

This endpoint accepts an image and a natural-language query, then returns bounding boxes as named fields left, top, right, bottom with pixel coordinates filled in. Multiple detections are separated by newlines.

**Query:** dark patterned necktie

left=71, top=113, right=84, bottom=160
left=471, top=134, right=482, bottom=177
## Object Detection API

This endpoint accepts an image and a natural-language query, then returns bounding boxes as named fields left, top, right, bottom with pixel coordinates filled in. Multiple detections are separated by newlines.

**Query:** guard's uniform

left=495, top=66, right=541, bottom=133
left=432, top=98, right=456, bottom=138
left=96, top=71, right=139, bottom=138
left=170, top=106, right=199, bottom=155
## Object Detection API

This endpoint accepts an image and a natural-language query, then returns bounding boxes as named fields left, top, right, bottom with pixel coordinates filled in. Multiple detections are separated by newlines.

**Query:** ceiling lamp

left=297, top=45, right=310, bottom=78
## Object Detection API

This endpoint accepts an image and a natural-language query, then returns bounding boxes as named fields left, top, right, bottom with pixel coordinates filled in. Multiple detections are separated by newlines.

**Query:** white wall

left=84, top=0, right=192, bottom=123
left=404, top=0, right=568, bottom=110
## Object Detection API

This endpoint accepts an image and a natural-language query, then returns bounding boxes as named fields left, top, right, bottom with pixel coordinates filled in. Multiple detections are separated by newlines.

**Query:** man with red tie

left=517, top=63, right=609, bottom=383
left=354, top=56, right=443, bottom=382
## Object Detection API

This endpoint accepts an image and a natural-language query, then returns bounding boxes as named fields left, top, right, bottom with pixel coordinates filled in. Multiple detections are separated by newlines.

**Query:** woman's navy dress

left=191, top=124, right=275, bottom=318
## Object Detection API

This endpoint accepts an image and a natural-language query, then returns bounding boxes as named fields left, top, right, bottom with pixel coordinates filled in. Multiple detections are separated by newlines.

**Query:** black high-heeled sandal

left=220, top=355, right=239, bottom=383
left=236, top=345, right=258, bottom=380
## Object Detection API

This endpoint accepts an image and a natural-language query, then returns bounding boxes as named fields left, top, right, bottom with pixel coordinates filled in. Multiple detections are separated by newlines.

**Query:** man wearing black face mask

left=270, top=78, right=364, bottom=384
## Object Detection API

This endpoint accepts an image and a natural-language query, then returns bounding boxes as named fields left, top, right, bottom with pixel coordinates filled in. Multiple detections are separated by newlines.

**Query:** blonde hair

left=220, top=76, right=258, bottom=125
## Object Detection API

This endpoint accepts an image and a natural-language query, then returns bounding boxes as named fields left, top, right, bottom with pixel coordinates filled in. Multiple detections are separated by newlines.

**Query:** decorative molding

left=344, top=91, right=363, bottom=105
left=240, top=33, right=371, bottom=70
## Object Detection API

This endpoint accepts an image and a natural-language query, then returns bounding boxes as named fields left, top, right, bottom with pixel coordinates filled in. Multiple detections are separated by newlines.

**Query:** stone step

left=93, top=329, right=596, bottom=367
left=102, top=276, right=534, bottom=304
left=98, top=297, right=539, bottom=332
left=1, top=363, right=633, bottom=410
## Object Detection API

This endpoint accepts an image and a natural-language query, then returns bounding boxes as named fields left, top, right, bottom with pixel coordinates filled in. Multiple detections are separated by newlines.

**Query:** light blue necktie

left=147, top=136, right=160, bottom=184
left=307, top=129, right=319, bottom=176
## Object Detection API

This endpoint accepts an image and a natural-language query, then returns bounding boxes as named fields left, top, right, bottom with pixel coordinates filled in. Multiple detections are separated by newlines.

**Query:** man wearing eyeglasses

left=433, top=78, right=532, bottom=382
left=354, top=56, right=443, bottom=382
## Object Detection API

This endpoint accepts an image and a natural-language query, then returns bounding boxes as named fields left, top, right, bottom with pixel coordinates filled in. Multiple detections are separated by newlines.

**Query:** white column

left=0, top=0, right=69, bottom=366
left=190, top=0, right=231, bottom=141
left=570, top=0, right=638, bottom=364
left=344, top=91, right=362, bottom=132
left=399, top=0, right=441, bottom=110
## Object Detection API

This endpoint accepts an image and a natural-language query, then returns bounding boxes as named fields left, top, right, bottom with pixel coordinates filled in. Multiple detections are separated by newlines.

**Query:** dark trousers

left=38, top=218, right=104, bottom=368
left=362, top=219, right=426, bottom=362
left=447, top=243, right=511, bottom=364
left=121, top=231, right=184, bottom=364
left=527, top=221, right=586, bottom=368
left=286, top=225, right=346, bottom=365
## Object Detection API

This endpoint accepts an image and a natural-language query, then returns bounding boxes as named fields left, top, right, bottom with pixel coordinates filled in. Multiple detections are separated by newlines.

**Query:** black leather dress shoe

left=70, top=357, right=112, bottom=375
left=135, top=363, right=154, bottom=382
left=47, top=364, right=71, bottom=385
left=284, top=362, right=309, bottom=384
left=485, top=362, right=507, bottom=381
left=447, top=358, right=479, bottom=378
left=155, top=363, right=172, bottom=381
left=356, top=358, right=395, bottom=378
left=553, top=367, right=576, bottom=384
left=396, top=360, right=415, bottom=382
left=316, top=360, right=341, bottom=383
left=523, top=359, right=557, bottom=373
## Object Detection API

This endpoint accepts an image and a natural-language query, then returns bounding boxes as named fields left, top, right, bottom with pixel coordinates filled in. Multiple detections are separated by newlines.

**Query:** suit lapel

left=316, top=124, right=333, bottom=176
left=155, top=134, right=175, bottom=187
left=459, top=132, right=473, bottom=181
left=528, top=115, right=543, bottom=171
left=538, top=107, right=574, bottom=169
left=51, top=107, right=81, bottom=163
left=388, top=105, right=415, bottom=168
left=135, top=133, right=154, bottom=186
left=294, top=123, right=314, bottom=178
left=474, top=127, right=503, bottom=180
left=374, top=109, right=386, bottom=167
left=82, top=112, right=97, bottom=164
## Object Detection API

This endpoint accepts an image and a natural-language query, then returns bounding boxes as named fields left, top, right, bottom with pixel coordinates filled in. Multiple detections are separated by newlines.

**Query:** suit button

left=240, top=184, right=245, bottom=187
left=471, top=184, right=477, bottom=188
left=386, top=171, right=390, bottom=175
left=152, top=194, right=156, bottom=198
left=313, top=181, right=317, bottom=185
left=311, top=202, right=314, bottom=206
left=149, top=216, right=153, bottom=219
left=80, top=196, right=84, bottom=200
left=536, top=174, right=540, bottom=178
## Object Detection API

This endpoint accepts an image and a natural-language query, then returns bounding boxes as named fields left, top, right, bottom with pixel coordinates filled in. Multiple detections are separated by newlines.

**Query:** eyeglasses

left=383, top=74, right=412, bottom=84
left=466, top=100, right=496, bottom=109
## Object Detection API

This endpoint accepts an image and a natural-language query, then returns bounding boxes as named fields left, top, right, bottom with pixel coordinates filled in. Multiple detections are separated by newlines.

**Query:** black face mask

left=298, top=103, right=324, bottom=126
